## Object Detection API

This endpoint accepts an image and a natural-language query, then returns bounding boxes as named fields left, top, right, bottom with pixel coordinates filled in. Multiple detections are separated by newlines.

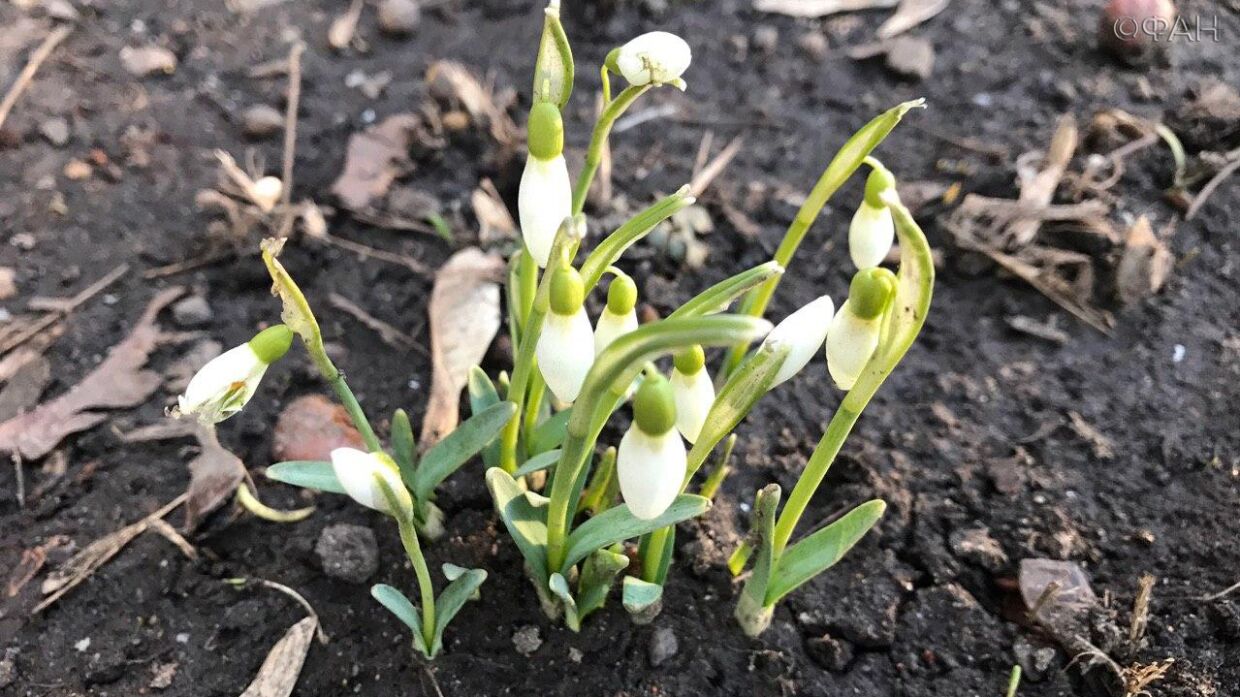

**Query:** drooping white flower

left=614, top=31, right=692, bottom=87
left=760, top=295, right=834, bottom=389
left=670, top=346, right=713, bottom=443
left=518, top=102, right=571, bottom=268
left=848, top=166, right=897, bottom=269
left=331, top=448, right=413, bottom=515
left=825, top=300, right=882, bottom=391
left=594, top=275, right=639, bottom=356
left=536, top=266, right=594, bottom=402
left=176, top=325, right=293, bottom=424
left=617, top=375, right=685, bottom=520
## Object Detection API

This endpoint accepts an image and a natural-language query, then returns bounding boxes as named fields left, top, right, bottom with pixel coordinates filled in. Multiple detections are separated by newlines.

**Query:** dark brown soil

left=2, top=0, right=1238, bottom=696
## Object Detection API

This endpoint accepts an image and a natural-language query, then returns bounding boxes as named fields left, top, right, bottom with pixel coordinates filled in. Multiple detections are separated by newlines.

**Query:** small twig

left=908, top=122, right=1009, bottom=159
left=323, top=233, right=432, bottom=276
left=235, top=578, right=330, bottom=644
left=0, top=264, right=130, bottom=356
left=328, top=292, right=424, bottom=354
left=12, top=454, right=24, bottom=507
left=689, top=135, right=743, bottom=197
left=277, top=42, right=305, bottom=238
left=0, top=25, right=73, bottom=132
left=1186, top=156, right=1240, bottom=221
left=1129, top=573, right=1155, bottom=646
left=1197, top=579, right=1240, bottom=602
left=143, top=249, right=238, bottom=279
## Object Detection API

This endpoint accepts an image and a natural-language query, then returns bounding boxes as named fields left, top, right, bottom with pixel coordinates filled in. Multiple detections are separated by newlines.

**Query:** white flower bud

left=536, top=307, right=594, bottom=402
left=617, top=426, right=686, bottom=520
left=848, top=201, right=895, bottom=270
left=330, top=448, right=413, bottom=515
left=593, top=306, right=638, bottom=356
left=761, top=295, right=834, bottom=388
left=670, top=367, right=713, bottom=444
left=518, top=154, right=572, bottom=268
left=825, top=299, right=882, bottom=391
left=615, top=31, right=692, bottom=87
left=177, top=344, right=268, bottom=424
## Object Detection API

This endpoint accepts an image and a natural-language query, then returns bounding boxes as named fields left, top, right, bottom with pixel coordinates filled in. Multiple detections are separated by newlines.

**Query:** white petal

left=178, top=344, right=267, bottom=423
left=825, top=300, right=881, bottom=391
left=518, top=154, right=572, bottom=268
left=849, top=202, right=895, bottom=270
left=617, top=426, right=686, bottom=520
left=330, top=448, right=410, bottom=514
left=616, top=31, right=692, bottom=86
left=593, top=307, right=639, bottom=356
left=762, top=295, right=834, bottom=388
left=536, top=309, right=594, bottom=402
left=670, top=368, right=714, bottom=444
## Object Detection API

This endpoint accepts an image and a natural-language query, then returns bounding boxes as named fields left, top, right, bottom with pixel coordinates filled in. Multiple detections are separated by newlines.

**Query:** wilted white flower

left=617, top=375, right=685, bottom=520
left=594, top=275, right=639, bottom=355
left=518, top=102, right=571, bottom=268
left=848, top=166, right=897, bottom=269
left=761, top=295, right=834, bottom=388
left=614, top=31, right=692, bottom=87
left=330, top=447, right=413, bottom=516
left=176, top=325, right=292, bottom=424
left=536, top=266, right=594, bottom=402
left=670, top=346, right=713, bottom=443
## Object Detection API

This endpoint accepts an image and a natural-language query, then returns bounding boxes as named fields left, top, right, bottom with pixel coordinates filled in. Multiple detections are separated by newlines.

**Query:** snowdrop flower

left=848, top=166, right=896, bottom=270
left=761, top=295, right=834, bottom=389
left=518, top=102, right=572, bottom=267
left=594, top=274, right=639, bottom=356
left=669, top=345, right=713, bottom=443
left=176, top=325, right=293, bottom=424
left=330, top=447, right=413, bottom=516
left=617, top=374, right=686, bottom=520
left=536, top=265, right=594, bottom=402
left=826, top=269, right=897, bottom=390
left=612, top=31, right=692, bottom=88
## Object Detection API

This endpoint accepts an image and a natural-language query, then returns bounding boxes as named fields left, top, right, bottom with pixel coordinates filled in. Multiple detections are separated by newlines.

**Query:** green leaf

left=468, top=367, right=502, bottom=469
left=391, top=408, right=416, bottom=490
left=622, top=576, right=663, bottom=624
left=430, top=567, right=487, bottom=656
left=485, top=468, right=549, bottom=581
left=265, top=460, right=344, bottom=494
left=561, top=495, right=709, bottom=574
left=575, top=547, right=628, bottom=623
left=735, top=484, right=780, bottom=636
left=548, top=572, right=580, bottom=631
left=668, top=261, right=784, bottom=320
left=531, top=0, right=573, bottom=108
left=578, top=189, right=693, bottom=291
left=414, top=401, right=517, bottom=501
left=528, top=408, right=571, bottom=454
left=765, top=500, right=886, bottom=605
left=371, top=583, right=423, bottom=635
left=514, top=449, right=561, bottom=477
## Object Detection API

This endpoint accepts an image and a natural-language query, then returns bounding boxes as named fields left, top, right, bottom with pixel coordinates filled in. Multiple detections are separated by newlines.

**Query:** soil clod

left=315, top=524, right=379, bottom=584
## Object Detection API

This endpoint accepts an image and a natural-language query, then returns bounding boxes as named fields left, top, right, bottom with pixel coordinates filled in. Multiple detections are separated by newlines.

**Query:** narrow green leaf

left=391, top=408, right=416, bottom=490
left=514, top=449, right=562, bottom=477
left=485, top=468, right=549, bottom=580
left=528, top=408, right=571, bottom=454
left=265, top=460, right=344, bottom=494
left=576, top=547, right=628, bottom=623
left=765, top=500, right=886, bottom=605
left=735, top=484, right=780, bottom=634
left=548, top=572, right=580, bottom=631
left=561, top=495, right=709, bottom=574
left=414, top=401, right=517, bottom=501
left=578, top=189, right=693, bottom=291
left=371, top=583, right=422, bottom=634
left=430, top=567, right=487, bottom=656
left=622, top=576, right=663, bottom=624
left=468, top=367, right=502, bottom=469
left=668, top=261, right=784, bottom=320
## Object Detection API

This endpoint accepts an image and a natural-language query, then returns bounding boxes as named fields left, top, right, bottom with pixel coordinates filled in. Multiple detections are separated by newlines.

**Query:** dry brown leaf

left=1009, top=114, right=1079, bottom=247
left=754, top=0, right=898, bottom=18
left=327, top=0, right=365, bottom=50
left=472, top=179, right=517, bottom=245
left=0, top=353, right=51, bottom=422
left=1068, top=410, right=1116, bottom=460
left=6, top=536, right=69, bottom=598
left=425, top=61, right=518, bottom=146
left=875, top=0, right=950, bottom=39
left=35, top=494, right=186, bottom=613
left=1114, top=216, right=1172, bottom=305
left=149, top=661, right=178, bottom=690
left=330, top=114, right=420, bottom=212
left=422, top=248, right=504, bottom=445
left=0, top=287, right=186, bottom=460
left=238, top=616, right=318, bottom=697
left=185, top=425, right=247, bottom=531
left=271, top=394, right=365, bottom=462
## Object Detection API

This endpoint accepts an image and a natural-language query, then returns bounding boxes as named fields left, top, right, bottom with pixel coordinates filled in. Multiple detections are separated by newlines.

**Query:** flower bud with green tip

left=594, top=274, right=639, bottom=356
left=331, top=447, right=414, bottom=517
left=848, top=165, right=896, bottom=270
left=536, top=265, right=594, bottom=402
left=519, top=102, right=572, bottom=267
left=826, top=268, right=897, bottom=390
left=760, top=295, right=834, bottom=389
left=176, top=324, right=293, bottom=424
left=670, top=345, right=713, bottom=444
left=608, top=31, right=691, bottom=89
left=618, top=374, right=687, bottom=520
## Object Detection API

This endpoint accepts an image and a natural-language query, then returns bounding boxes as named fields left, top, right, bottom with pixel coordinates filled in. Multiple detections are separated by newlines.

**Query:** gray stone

left=648, top=626, right=679, bottom=667
left=377, top=0, right=420, bottom=36
left=752, top=26, right=779, bottom=56
left=0, top=648, right=17, bottom=688
left=798, top=32, right=829, bottom=62
left=39, top=117, right=70, bottom=147
left=949, top=527, right=1009, bottom=571
left=1013, top=636, right=1058, bottom=681
left=315, top=524, right=379, bottom=584
left=512, top=625, right=542, bottom=656
left=171, top=295, right=212, bottom=328
left=240, top=105, right=284, bottom=139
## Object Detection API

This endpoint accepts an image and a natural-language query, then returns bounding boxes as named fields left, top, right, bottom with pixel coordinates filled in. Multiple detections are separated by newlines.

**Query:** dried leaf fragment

left=422, top=248, right=504, bottom=445
left=238, top=616, right=318, bottom=697
left=185, top=425, right=247, bottom=531
left=876, top=0, right=950, bottom=39
left=1114, top=216, right=1171, bottom=305
left=754, top=0, right=899, bottom=18
left=330, top=114, right=420, bottom=211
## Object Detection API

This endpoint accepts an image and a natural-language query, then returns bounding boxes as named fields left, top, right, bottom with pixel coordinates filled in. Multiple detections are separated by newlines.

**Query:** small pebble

left=648, top=626, right=679, bottom=667
left=75, top=637, right=91, bottom=652
left=240, top=105, right=284, bottom=139
left=0, top=268, right=17, bottom=301
left=315, top=524, right=380, bottom=584
left=1172, top=344, right=1186, bottom=363
left=171, top=295, right=212, bottom=328
left=39, top=117, right=70, bottom=147
left=377, top=0, right=420, bottom=36
left=752, top=26, right=779, bottom=56
left=797, top=32, right=828, bottom=62
left=512, top=625, right=542, bottom=656
left=884, top=36, right=935, bottom=81
left=0, top=649, right=16, bottom=688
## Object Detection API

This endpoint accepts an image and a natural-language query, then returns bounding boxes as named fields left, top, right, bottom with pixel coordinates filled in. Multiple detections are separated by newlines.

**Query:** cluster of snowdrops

left=174, top=2, right=933, bottom=658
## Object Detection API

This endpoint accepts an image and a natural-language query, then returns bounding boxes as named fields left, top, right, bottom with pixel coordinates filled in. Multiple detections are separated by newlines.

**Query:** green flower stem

left=395, top=511, right=437, bottom=651
left=771, top=404, right=861, bottom=554
left=571, top=85, right=650, bottom=214
left=523, top=371, right=547, bottom=446
left=329, top=372, right=382, bottom=453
